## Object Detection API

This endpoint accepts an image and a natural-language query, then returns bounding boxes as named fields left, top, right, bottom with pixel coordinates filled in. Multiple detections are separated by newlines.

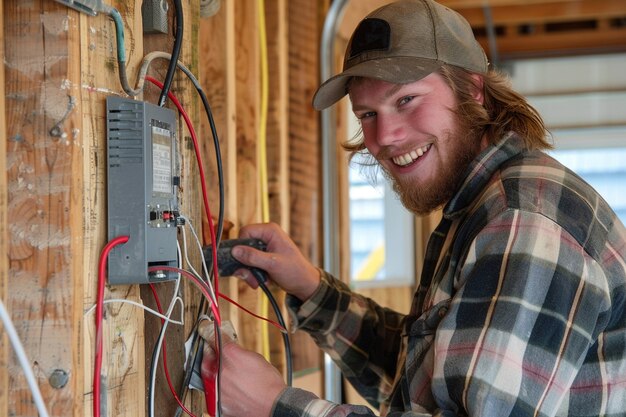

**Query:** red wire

left=145, top=76, right=222, bottom=416
left=147, top=265, right=221, bottom=416
left=147, top=265, right=221, bottom=326
left=94, top=235, right=129, bottom=417
left=144, top=76, right=221, bottom=299
left=218, top=293, right=286, bottom=333
left=149, top=284, right=197, bottom=417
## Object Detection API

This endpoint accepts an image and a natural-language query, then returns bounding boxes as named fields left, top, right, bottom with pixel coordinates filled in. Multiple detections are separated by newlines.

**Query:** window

left=346, top=107, right=415, bottom=287
left=510, top=53, right=626, bottom=226
left=348, top=166, right=414, bottom=287
left=550, top=143, right=626, bottom=224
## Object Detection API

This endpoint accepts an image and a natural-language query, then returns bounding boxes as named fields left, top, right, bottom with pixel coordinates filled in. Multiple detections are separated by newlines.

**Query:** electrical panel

left=106, top=96, right=179, bottom=285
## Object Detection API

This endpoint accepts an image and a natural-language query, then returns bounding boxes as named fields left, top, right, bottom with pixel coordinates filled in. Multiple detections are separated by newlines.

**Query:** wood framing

left=286, top=0, right=326, bottom=379
left=1, top=1, right=200, bottom=415
left=340, top=0, right=626, bottom=60
left=0, top=0, right=8, bottom=415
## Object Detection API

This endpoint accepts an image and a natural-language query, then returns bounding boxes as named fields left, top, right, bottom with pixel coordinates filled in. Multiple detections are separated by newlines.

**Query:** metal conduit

left=320, top=0, right=350, bottom=404
left=482, top=4, right=499, bottom=68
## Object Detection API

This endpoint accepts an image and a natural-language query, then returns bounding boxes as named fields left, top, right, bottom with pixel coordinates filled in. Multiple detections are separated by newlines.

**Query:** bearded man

left=200, top=1, right=626, bottom=416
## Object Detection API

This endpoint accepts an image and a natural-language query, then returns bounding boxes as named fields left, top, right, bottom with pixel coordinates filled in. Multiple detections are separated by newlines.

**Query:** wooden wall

left=1, top=0, right=331, bottom=415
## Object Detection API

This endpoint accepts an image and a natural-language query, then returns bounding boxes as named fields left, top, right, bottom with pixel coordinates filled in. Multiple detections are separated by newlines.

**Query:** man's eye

left=357, top=111, right=376, bottom=120
left=399, top=96, right=415, bottom=106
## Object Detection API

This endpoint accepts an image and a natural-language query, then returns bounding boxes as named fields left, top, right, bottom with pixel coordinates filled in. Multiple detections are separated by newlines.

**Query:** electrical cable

left=257, top=0, right=272, bottom=364
left=147, top=266, right=220, bottom=326
left=178, top=219, right=219, bottom=309
left=100, top=5, right=142, bottom=97
left=144, top=73, right=224, bottom=414
left=250, top=269, right=292, bottom=387
left=146, top=265, right=220, bottom=416
left=175, top=222, right=217, bottom=417
left=147, top=257, right=183, bottom=417
left=144, top=75, right=226, bottom=416
left=0, top=298, right=51, bottom=417
left=147, top=242, right=182, bottom=417
left=85, top=298, right=185, bottom=326
left=158, top=0, right=184, bottom=106
left=217, top=293, right=286, bottom=333
left=148, top=284, right=198, bottom=417
left=257, top=0, right=270, bottom=224
left=94, top=235, right=129, bottom=417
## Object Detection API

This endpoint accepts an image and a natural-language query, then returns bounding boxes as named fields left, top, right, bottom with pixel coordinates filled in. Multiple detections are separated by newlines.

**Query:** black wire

left=196, top=82, right=225, bottom=244
left=158, top=0, right=184, bottom=107
left=251, top=269, right=293, bottom=387
left=172, top=65, right=225, bottom=415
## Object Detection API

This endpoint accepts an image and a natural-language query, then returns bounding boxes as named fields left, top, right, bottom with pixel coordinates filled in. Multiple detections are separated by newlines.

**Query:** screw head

left=49, top=369, right=69, bottom=389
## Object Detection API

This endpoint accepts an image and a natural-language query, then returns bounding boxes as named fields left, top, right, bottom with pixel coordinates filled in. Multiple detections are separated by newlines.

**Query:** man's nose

left=376, top=113, right=405, bottom=146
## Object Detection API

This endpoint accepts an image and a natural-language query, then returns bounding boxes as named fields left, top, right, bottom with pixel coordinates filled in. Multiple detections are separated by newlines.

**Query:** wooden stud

left=0, top=0, right=8, bottom=415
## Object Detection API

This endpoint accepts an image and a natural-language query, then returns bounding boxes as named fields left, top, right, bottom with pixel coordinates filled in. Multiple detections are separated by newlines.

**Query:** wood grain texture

left=78, top=2, right=146, bottom=416
left=138, top=0, right=205, bottom=414
left=232, top=0, right=268, bottom=355
left=3, top=1, right=87, bottom=415
left=0, top=1, right=8, bottom=416
left=287, top=0, right=325, bottom=375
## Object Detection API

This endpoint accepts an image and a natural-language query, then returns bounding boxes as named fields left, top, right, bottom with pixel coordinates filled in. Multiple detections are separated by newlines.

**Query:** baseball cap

left=312, top=0, right=488, bottom=110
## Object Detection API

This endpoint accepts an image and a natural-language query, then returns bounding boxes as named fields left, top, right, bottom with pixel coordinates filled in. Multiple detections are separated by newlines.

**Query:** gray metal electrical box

left=106, top=96, right=179, bottom=285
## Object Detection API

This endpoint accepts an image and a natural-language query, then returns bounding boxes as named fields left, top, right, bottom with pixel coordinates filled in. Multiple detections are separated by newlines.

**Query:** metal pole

left=320, top=0, right=349, bottom=404
left=482, top=4, right=499, bottom=68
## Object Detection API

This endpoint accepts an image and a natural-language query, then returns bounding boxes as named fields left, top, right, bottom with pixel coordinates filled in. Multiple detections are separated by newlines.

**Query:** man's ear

left=469, top=73, right=485, bottom=105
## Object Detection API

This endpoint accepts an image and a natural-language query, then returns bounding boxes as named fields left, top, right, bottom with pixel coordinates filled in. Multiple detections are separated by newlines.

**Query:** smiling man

left=348, top=73, right=486, bottom=215
left=200, top=1, right=626, bottom=416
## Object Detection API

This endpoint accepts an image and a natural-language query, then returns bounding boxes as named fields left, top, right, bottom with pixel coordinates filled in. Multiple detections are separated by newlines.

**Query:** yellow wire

left=257, top=0, right=271, bottom=362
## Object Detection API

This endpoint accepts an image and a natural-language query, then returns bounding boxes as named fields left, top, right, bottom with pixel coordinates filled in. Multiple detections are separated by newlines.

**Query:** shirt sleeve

left=271, top=387, right=440, bottom=417
left=284, top=270, right=407, bottom=410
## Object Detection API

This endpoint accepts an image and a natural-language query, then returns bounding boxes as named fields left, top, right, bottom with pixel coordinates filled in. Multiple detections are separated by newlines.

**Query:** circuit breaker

left=106, top=96, right=179, bottom=285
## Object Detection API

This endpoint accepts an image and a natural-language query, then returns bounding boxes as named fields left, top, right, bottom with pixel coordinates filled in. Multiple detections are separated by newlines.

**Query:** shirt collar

left=443, top=132, right=526, bottom=219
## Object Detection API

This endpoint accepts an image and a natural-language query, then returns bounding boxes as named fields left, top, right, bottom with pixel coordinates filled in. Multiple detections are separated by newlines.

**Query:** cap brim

left=312, top=57, right=444, bottom=110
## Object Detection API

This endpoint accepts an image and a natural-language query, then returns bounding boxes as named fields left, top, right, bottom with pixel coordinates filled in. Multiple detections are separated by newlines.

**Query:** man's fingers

left=232, top=245, right=280, bottom=274
left=198, top=319, right=238, bottom=347
left=200, top=320, right=238, bottom=377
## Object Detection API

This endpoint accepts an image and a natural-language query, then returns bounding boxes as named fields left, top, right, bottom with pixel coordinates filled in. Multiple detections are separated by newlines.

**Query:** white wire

left=84, top=298, right=185, bottom=326
left=179, top=222, right=203, bottom=282
left=136, top=51, right=203, bottom=93
left=178, top=215, right=219, bottom=306
left=148, top=245, right=184, bottom=417
left=177, top=215, right=222, bottom=414
left=0, top=298, right=50, bottom=417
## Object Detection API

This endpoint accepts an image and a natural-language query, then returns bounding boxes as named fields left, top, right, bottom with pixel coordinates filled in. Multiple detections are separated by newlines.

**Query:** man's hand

left=231, top=222, right=321, bottom=301
left=199, top=320, right=287, bottom=417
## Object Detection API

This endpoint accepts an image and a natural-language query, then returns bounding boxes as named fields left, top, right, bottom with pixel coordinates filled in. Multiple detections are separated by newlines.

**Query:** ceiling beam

left=337, top=0, right=626, bottom=60
left=480, top=25, right=626, bottom=59
left=454, top=0, right=626, bottom=25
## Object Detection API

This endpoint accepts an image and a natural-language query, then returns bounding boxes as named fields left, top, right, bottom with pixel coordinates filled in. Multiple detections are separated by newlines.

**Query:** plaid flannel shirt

left=272, top=133, right=626, bottom=417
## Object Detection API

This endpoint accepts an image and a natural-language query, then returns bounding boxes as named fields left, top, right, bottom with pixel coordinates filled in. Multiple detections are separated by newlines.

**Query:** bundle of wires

left=92, top=2, right=293, bottom=416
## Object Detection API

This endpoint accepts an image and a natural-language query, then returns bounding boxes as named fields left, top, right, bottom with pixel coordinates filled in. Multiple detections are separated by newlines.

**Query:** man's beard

left=381, top=116, right=483, bottom=215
